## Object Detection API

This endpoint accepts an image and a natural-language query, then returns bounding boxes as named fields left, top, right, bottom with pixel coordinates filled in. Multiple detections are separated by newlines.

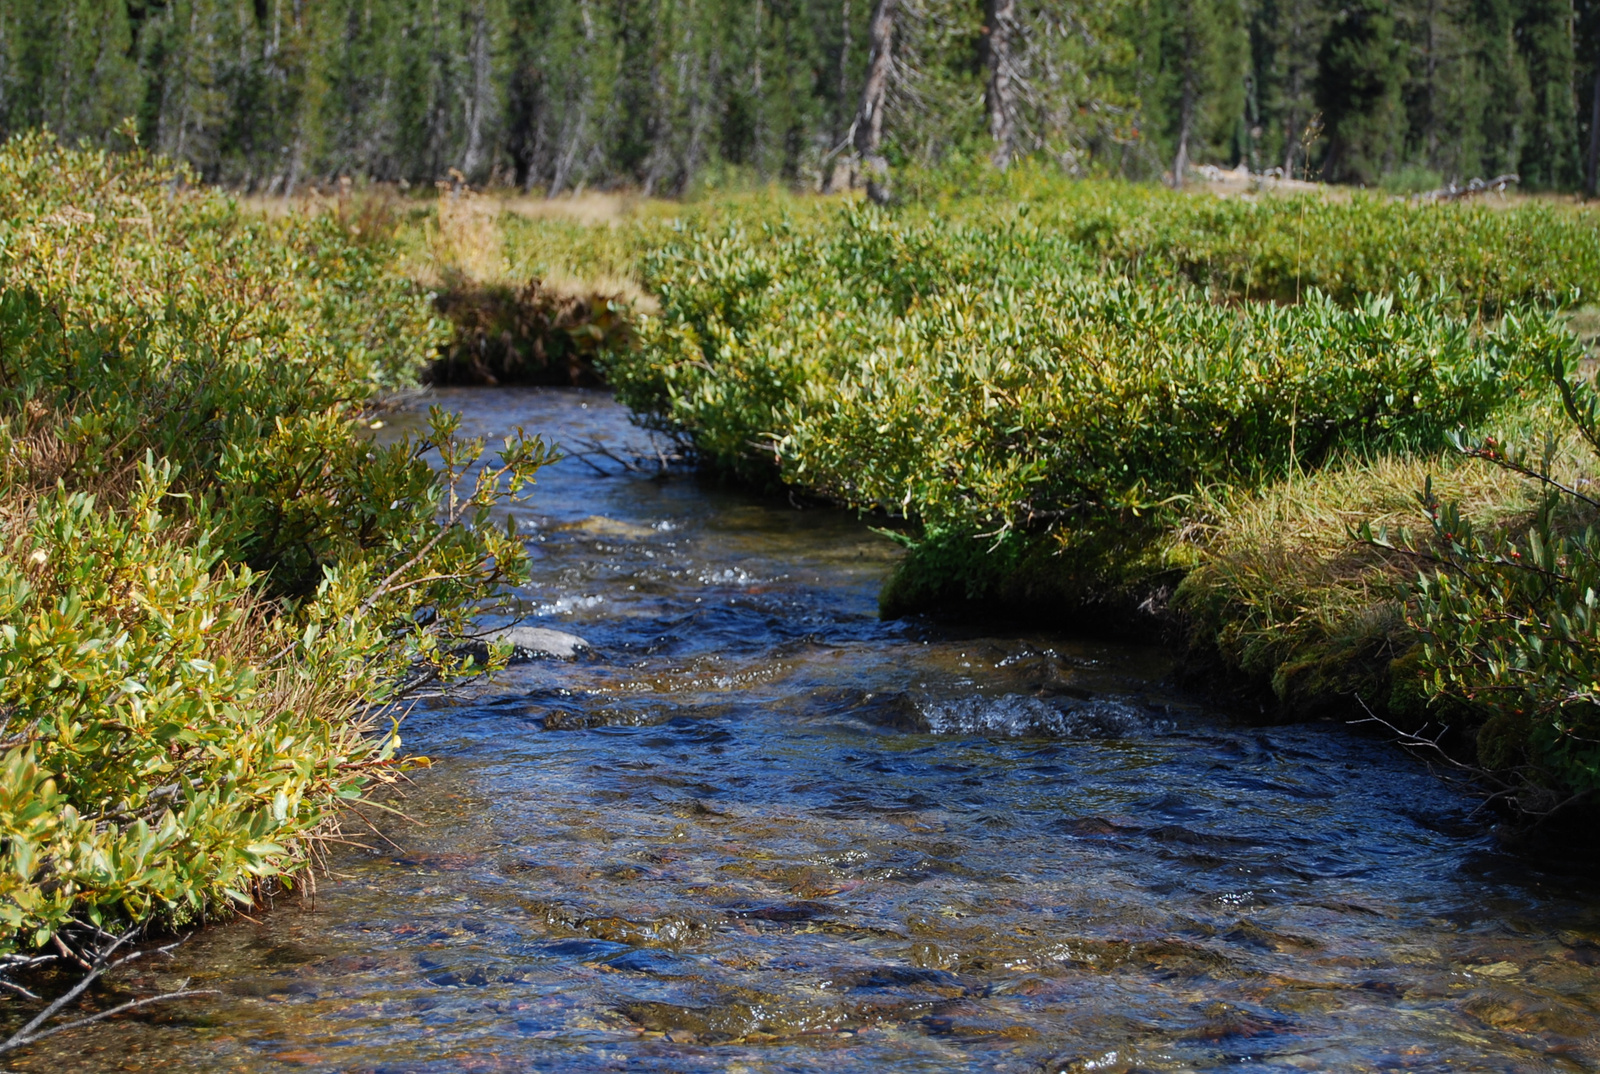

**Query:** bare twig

left=1350, top=696, right=1593, bottom=821
left=0, top=929, right=217, bottom=1058
left=1460, top=444, right=1600, bottom=511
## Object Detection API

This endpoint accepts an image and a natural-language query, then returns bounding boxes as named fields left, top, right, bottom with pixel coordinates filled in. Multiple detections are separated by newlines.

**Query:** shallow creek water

left=37, top=388, right=1600, bottom=1073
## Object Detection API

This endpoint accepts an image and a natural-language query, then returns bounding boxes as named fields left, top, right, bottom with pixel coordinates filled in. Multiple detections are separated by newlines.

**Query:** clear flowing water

left=34, top=389, right=1600, bottom=1074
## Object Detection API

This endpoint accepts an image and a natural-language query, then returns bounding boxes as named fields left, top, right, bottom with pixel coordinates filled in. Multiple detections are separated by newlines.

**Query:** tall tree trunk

left=462, top=1, right=493, bottom=179
left=836, top=0, right=853, bottom=137
left=1588, top=62, right=1600, bottom=196
left=1173, top=80, right=1193, bottom=187
left=982, top=0, right=1017, bottom=169
left=551, top=0, right=599, bottom=197
left=852, top=0, right=896, bottom=203
left=823, top=0, right=854, bottom=192
left=1173, top=22, right=1197, bottom=191
left=1281, top=0, right=1307, bottom=178
left=753, top=0, right=766, bottom=172
left=641, top=0, right=670, bottom=195
left=1423, top=0, right=1438, bottom=162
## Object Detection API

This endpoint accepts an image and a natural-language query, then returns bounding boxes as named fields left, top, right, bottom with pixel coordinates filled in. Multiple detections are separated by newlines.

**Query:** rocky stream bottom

left=25, top=389, right=1600, bottom=1074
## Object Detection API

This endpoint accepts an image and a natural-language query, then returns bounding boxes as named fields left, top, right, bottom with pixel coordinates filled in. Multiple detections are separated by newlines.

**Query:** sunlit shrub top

left=614, top=202, right=1570, bottom=544
left=0, top=134, right=545, bottom=954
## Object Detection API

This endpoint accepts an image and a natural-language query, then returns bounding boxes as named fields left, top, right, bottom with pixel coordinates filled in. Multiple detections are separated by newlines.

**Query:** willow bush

left=613, top=204, right=1563, bottom=591
left=1359, top=351, right=1600, bottom=816
left=604, top=188, right=1600, bottom=810
left=0, top=134, right=546, bottom=959
left=899, top=166, right=1600, bottom=316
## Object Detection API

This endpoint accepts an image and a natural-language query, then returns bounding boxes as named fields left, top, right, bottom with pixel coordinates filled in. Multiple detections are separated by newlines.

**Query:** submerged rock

left=856, top=692, right=1170, bottom=739
left=496, top=625, right=592, bottom=659
left=459, top=625, right=593, bottom=664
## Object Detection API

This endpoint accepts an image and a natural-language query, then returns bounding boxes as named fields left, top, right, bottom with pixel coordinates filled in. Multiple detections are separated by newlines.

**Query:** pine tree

left=0, top=0, right=1586, bottom=191
left=1249, top=0, right=1329, bottom=177
left=1316, top=0, right=1404, bottom=183
left=1515, top=0, right=1578, bottom=188
left=1125, top=0, right=1246, bottom=184
left=0, top=0, right=141, bottom=145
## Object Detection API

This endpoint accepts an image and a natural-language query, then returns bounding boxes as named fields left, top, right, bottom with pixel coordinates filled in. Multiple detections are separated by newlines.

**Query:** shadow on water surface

left=24, top=389, right=1600, bottom=1074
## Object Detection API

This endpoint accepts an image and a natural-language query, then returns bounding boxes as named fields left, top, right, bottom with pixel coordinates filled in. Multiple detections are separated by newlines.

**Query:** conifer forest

left=5, top=0, right=1598, bottom=194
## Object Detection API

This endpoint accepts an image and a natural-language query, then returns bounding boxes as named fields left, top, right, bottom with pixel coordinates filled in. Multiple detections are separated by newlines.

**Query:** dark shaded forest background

left=6, top=0, right=1597, bottom=194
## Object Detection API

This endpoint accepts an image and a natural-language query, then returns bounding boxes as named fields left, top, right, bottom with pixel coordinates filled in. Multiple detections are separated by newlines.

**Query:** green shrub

left=896, top=166, right=1600, bottom=316
left=1370, top=350, right=1600, bottom=813
left=612, top=205, right=1561, bottom=613
left=0, top=463, right=382, bottom=944
left=0, top=133, right=548, bottom=959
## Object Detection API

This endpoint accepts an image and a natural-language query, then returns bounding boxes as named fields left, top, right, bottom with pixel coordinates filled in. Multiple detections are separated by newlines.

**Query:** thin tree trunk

left=1172, top=67, right=1194, bottom=187
left=753, top=0, right=766, bottom=171
left=823, top=0, right=854, bottom=192
left=680, top=0, right=709, bottom=192
left=1587, top=63, right=1600, bottom=197
left=1424, top=0, right=1438, bottom=162
left=982, top=0, right=1017, bottom=169
left=1173, top=107, right=1191, bottom=187
left=1282, top=0, right=1304, bottom=178
left=836, top=0, right=852, bottom=137
left=283, top=134, right=304, bottom=200
left=462, top=1, right=492, bottom=178
left=551, top=0, right=599, bottom=197
left=1283, top=107, right=1298, bottom=177
left=852, top=0, right=896, bottom=203
left=642, top=0, right=670, bottom=195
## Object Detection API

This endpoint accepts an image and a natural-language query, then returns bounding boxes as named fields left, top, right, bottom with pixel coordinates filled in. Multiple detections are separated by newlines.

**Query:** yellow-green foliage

left=1174, top=449, right=1536, bottom=715
left=0, top=464, right=383, bottom=945
left=1375, top=371, right=1600, bottom=809
left=0, top=134, right=547, bottom=954
left=901, top=166, right=1600, bottom=316
left=614, top=202, right=1567, bottom=553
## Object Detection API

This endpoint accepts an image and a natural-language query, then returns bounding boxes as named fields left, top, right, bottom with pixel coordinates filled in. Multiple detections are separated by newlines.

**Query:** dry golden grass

left=1181, top=451, right=1531, bottom=633
left=390, top=187, right=666, bottom=311
left=498, top=190, right=642, bottom=225
left=1173, top=423, right=1594, bottom=694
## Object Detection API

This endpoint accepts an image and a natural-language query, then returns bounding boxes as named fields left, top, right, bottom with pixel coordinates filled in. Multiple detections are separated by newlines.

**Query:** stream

left=38, top=388, right=1600, bottom=1073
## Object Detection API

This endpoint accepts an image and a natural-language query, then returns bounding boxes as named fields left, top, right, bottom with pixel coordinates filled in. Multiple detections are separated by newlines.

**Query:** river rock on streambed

left=853, top=691, right=1170, bottom=739
left=459, top=625, right=593, bottom=664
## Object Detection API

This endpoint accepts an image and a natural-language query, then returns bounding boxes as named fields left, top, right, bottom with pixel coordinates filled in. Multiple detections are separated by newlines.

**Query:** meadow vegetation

left=5, top=135, right=1598, bottom=1006
left=0, top=135, right=546, bottom=992
left=894, top=168, right=1600, bottom=317
left=488, top=175, right=1600, bottom=825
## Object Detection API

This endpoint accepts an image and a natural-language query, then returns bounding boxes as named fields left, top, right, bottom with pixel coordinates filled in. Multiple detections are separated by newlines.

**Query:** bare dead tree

left=851, top=0, right=898, bottom=204
left=980, top=0, right=1018, bottom=169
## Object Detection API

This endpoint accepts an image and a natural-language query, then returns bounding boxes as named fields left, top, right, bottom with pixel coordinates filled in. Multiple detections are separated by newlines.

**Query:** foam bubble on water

left=915, top=694, right=1169, bottom=739
left=535, top=594, right=606, bottom=616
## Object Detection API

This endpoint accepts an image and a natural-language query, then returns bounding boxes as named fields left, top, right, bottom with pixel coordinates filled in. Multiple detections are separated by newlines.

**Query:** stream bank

left=20, top=387, right=1600, bottom=1074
